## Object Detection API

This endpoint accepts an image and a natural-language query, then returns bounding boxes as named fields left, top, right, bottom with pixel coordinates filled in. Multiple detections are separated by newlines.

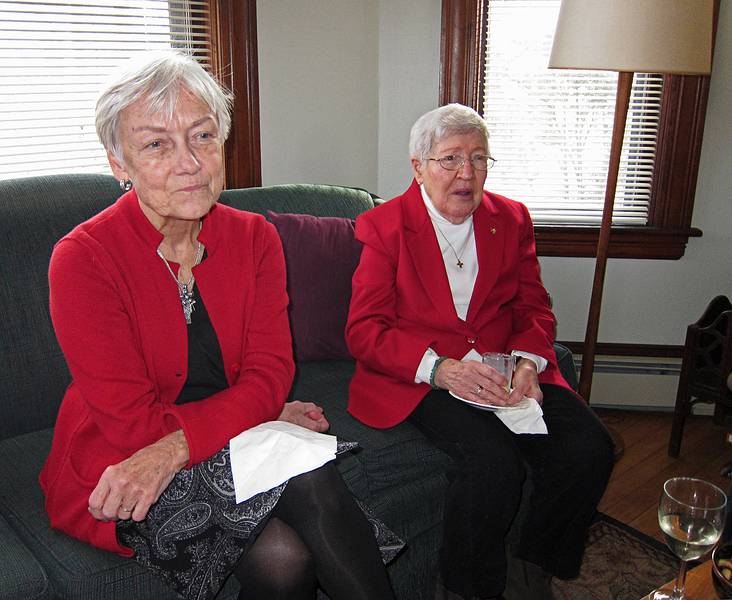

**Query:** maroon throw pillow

left=267, top=211, right=362, bottom=361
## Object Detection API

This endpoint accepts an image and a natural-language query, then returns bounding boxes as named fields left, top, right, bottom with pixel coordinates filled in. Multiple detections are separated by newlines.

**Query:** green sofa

left=0, top=173, right=578, bottom=600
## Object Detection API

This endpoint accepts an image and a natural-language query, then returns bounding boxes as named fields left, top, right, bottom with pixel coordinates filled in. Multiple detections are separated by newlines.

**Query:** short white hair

left=409, top=103, right=490, bottom=161
left=95, top=50, right=233, bottom=162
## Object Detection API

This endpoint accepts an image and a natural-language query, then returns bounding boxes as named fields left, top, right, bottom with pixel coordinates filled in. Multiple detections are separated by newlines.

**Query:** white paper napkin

left=229, top=421, right=338, bottom=503
left=494, top=397, right=548, bottom=434
left=460, top=350, right=548, bottom=435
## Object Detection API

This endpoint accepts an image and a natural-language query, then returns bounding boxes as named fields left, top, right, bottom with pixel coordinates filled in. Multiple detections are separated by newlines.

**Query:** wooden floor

left=596, top=408, right=732, bottom=544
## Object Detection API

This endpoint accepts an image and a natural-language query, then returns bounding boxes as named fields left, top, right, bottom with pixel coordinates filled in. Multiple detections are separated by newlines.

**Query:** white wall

left=258, top=0, right=732, bottom=356
left=376, top=0, right=442, bottom=197
left=257, top=1, right=378, bottom=190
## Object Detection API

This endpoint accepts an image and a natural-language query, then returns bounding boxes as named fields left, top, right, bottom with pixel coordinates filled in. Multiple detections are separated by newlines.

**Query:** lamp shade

left=549, top=0, right=713, bottom=75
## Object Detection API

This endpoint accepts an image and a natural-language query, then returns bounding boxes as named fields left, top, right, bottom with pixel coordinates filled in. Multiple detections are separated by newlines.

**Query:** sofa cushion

left=268, top=211, right=362, bottom=361
left=292, top=360, right=451, bottom=548
left=292, top=360, right=450, bottom=600
left=293, top=360, right=452, bottom=491
left=0, top=512, right=51, bottom=599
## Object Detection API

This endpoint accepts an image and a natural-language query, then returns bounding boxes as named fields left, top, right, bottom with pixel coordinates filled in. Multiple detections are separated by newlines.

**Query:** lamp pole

left=578, top=71, right=633, bottom=402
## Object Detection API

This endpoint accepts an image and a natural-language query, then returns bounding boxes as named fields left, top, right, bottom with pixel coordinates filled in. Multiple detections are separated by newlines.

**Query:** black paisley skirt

left=117, top=441, right=404, bottom=600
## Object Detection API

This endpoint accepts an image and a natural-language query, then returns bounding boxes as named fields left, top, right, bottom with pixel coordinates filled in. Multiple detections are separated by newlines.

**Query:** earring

left=119, top=179, right=133, bottom=192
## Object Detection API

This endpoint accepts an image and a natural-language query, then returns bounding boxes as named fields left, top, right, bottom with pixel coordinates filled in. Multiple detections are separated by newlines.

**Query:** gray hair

left=409, top=103, right=490, bottom=161
left=95, top=50, right=233, bottom=162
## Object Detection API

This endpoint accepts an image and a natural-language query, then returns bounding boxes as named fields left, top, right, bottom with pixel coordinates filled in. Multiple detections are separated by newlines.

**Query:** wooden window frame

left=440, top=0, right=718, bottom=259
left=207, top=0, right=261, bottom=189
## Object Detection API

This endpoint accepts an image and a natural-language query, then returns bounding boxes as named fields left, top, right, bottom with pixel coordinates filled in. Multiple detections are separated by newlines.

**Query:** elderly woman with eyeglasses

left=345, top=103, right=614, bottom=600
left=39, top=51, right=398, bottom=600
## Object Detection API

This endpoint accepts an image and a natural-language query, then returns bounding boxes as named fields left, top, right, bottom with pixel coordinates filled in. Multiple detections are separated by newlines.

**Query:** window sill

left=535, top=226, right=703, bottom=259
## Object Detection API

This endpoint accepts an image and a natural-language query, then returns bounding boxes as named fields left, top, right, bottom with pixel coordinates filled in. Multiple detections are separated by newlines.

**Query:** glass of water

left=652, top=477, right=727, bottom=599
left=481, top=352, right=515, bottom=391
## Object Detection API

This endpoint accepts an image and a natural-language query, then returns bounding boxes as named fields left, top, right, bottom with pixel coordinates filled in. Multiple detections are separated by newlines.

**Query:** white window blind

left=482, top=0, right=663, bottom=226
left=0, top=0, right=211, bottom=181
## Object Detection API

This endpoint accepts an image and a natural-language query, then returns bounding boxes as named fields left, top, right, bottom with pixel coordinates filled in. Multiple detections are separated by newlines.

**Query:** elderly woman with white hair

left=346, top=103, right=614, bottom=600
left=39, top=51, right=398, bottom=600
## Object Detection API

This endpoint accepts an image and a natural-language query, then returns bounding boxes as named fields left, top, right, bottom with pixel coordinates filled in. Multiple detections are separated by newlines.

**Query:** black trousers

left=408, top=385, right=614, bottom=598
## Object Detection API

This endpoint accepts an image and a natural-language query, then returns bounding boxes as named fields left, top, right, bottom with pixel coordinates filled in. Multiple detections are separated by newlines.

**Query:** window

left=0, top=1, right=211, bottom=180
left=483, top=1, right=663, bottom=226
left=0, top=0, right=261, bottom=188
left=440, top=0, right=717, bottom=259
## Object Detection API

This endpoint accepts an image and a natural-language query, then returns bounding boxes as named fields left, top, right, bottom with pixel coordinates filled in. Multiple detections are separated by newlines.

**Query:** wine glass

left=652, top=477, right=727, bottom=600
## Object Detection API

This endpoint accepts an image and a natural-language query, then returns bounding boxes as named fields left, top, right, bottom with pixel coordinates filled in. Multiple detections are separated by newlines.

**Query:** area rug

left=552, top=513, right=681, bottom=600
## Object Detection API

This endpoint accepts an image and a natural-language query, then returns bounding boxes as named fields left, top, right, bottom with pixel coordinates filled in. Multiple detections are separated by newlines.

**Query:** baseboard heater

left=574, top=358, right=681, bottom=377
left=569, top=356, right=710, bottom=414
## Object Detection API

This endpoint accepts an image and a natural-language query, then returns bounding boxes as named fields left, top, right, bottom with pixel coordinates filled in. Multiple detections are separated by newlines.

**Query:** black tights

left=234, top=463, right=395, bottom=600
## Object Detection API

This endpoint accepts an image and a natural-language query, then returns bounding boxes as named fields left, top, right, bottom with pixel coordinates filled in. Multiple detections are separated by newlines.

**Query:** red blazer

left=346, top=179, right=571, bottom=428
left=39, top=190, right=294, bottom=555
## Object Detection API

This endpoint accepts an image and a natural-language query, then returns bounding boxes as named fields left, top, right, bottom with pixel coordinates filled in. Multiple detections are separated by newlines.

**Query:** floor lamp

left=548, top=0, right=714, bottom=406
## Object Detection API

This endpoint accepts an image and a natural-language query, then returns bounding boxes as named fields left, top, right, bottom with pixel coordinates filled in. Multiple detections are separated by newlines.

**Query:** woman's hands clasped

left=433, top=357, right=543, bottom=407
left=278, top=400, right=330, bottom=433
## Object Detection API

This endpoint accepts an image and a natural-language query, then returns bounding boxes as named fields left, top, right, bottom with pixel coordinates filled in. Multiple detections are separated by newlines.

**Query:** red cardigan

left=39, top=191, right=294, bottom=555
left=346, top=180, right=571, bottom=428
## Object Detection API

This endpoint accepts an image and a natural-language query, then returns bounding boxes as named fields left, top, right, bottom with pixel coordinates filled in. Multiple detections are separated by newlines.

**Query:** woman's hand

left=509, top=358, right=543, bottom=405
left=88, top=430, right=189, bottom=523
left=434, top=358, right=512, bottom=406
left=278, top=400, right=330, bottom=433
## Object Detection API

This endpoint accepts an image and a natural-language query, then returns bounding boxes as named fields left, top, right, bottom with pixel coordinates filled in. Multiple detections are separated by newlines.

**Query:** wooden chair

left=668, top=295, right=732, bottom=457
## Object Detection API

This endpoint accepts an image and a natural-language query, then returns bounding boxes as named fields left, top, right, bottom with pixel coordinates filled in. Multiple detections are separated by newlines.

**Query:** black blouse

left=175, top=284, right=228, bottom=405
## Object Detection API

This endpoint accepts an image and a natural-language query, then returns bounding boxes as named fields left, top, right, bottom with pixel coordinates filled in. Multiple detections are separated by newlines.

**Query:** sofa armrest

left=554, top=343, right=578, bottom=391
left=0, top=511, right=51, bottom=599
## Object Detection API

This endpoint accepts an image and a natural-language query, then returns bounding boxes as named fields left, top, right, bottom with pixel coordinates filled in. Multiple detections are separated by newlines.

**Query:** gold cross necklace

left=432, top=219, right=474, bottom=269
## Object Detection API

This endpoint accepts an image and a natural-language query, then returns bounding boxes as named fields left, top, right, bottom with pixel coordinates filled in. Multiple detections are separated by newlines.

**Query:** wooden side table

left=640, top=561, right=716, bottom=599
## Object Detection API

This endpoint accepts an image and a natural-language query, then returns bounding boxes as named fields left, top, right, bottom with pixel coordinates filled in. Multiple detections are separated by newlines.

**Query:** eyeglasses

left=426, top=154, right=496, bottom=171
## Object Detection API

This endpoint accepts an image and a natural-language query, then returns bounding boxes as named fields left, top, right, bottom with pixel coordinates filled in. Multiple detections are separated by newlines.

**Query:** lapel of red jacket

left=466, top=192, right=505, bottom=324
left=400, top=181, right=461, bottom=323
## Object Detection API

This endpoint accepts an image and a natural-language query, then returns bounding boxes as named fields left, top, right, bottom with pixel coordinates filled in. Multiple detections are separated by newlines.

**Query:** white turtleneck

left=414, top=185, right=547, bottom=385
left=422, top=187, right=478, bottom=321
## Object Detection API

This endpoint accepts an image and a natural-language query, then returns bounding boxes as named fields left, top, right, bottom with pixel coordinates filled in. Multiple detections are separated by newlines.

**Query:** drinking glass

left=651, top=477, right=727, bottom=599
left=481, top=352, right=515, bottom=391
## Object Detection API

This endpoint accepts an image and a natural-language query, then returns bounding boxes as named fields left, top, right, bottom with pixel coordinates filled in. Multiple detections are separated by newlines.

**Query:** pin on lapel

left=491, top=228, right=497, bottom=235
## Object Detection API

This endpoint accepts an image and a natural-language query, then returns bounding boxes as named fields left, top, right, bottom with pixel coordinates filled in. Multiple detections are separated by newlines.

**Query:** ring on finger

left=120, top=506, right=134, bottom=513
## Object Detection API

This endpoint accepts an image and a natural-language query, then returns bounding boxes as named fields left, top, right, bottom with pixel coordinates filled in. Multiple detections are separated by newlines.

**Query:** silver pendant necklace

left=433, top=220, right=474, bottom=269
left=157, top=226, right=204, bottom=324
